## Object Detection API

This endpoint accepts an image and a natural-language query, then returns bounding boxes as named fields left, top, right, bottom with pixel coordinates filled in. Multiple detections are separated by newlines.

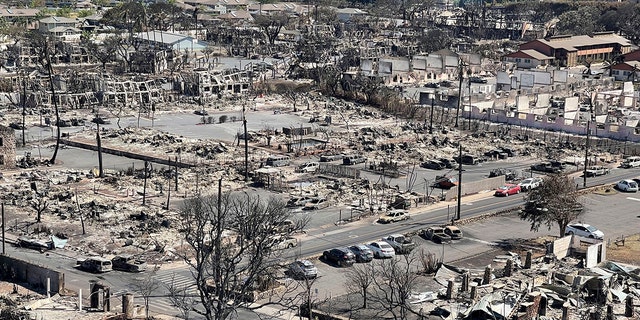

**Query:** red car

left=494, top=184, right=521, bottom=196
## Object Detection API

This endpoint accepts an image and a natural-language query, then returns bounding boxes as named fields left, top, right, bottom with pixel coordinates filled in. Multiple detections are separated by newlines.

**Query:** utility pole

left=143, top=161, right=149, bottom=205
left=455, top=61, right=465, bottom=128
left=2, top=203, right=5, bottom=255
left=429, top=93, right=435, bottom=134
left=467, top=69, right=472, bottom=130
left=243, top=104, right=249, bottom=182
left=21, top=76, right=26, bottom=147
left=583, top=100, right=594, bottom=188
left=456, top=144, right=462, bottom=221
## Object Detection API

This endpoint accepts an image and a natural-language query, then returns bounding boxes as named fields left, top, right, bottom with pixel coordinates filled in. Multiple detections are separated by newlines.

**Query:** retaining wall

left=0, top=254, right=65, bottom=293
left=64, top=139, right=194, bottom=168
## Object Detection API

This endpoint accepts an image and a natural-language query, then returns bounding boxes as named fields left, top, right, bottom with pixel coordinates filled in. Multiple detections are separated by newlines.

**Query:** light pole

left=429, top=92, right=435, bottom=134
left=583, top=100, right=594, bottom=188
left=456, top=143, right=462, bottom=221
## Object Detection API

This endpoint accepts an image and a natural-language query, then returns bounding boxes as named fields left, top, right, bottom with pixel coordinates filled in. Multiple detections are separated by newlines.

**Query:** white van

left=296, top=162, right=319, bottom=173
left=621, top=156, right=640, bottom=169
left=266, top=155, right=291, bottom=167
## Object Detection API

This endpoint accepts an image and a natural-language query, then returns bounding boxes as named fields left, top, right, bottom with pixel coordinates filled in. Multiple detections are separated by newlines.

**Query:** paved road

left=5, top=166, right=640, bottom=318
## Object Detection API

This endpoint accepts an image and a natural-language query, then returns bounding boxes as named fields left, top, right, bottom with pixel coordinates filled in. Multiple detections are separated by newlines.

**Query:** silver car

left=617, top=179, right=639, bottom=192
left=565, top=223, right=604, bottom=240
left=288, top=260, right=318, bottom=279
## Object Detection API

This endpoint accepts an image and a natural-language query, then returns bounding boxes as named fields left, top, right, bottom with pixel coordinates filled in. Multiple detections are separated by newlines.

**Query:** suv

left=343, top=155, right=366, bottom=165
left=378, top=210, right=409, bottom=223
left=444, top=226, right=463, bottom=240
left=322, top=247, right=356, bottom=267
left=421, top=160, right=445, bottom=170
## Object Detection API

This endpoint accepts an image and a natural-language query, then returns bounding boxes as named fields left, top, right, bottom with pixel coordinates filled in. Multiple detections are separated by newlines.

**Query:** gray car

left=288, top=260, right=318, bottom=279
left=348, top=244, right=374, bottom=263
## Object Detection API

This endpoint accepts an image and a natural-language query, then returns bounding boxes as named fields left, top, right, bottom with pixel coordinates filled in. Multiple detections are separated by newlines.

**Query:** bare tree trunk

left=45, top=40, right=62, bottom=165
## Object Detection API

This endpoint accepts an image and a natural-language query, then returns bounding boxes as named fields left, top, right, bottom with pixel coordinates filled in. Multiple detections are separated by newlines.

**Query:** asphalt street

left=4, top=166, right=640, bottom=319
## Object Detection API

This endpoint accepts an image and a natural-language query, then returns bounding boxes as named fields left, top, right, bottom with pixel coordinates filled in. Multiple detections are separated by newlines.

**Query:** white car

left=367, top=241, right=396, bottom=259
left=518, top=177, right=543, bottom=191
left=565, top=223, right=604, bottom=240
left=617, top=179, right=639, bottom=192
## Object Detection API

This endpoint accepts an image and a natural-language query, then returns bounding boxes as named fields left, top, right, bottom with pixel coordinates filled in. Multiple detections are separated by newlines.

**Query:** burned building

left=0, top=125, right=16, bottom=169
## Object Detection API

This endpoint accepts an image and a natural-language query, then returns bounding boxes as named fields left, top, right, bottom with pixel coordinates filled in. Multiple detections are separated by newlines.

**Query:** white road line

left=626, top=197, right=640, bottom=202
left=464, top=237, right=498, bottom=246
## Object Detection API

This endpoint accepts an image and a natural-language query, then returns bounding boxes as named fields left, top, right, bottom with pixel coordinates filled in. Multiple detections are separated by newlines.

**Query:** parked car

left=419, top=227, right=452, bottom=244
left=303, top=198, right=330, bottom=210
left=319, top=154, right=344, bottom=162
left=348, top=244, right=374, bottom=263
left=111, top=254, right=147, bottom=272
left=271, top=219, right=296, bottom=234
left=531, top=162, right=565, bottom=173
left=381, top=234, right=417, bottom=254
left=444, top=226, right=463, bottom=240
left=494, top=184, right=522, bottom=197
left=286, top=196, right=314, bottom=208
left=16, top=236, right=54, bottom=251
left=343, top=155, right=366, bottom=165
left=322, top=247, right=356, bottom=267
left=469, top=76, right=488, bottom=84
left=455, top=154, right=482, bottom=165
left=585, top=166, right=610, bottom=177
left=266, top=235, right=298, bottom=250
left=77, top=257, right=113, bottom=273
left=421, top=160, right=445, bottom=170
left=489, top=168, right=517, bottom=181
left=438, top=158, right=458, bottom=169
left=565, top=223, right=604, bottom=240
left=518, top=177, right=543, bottom=191
left=296, top=162, right=320, bottom=173
left=378, top=210, right=409, bottom=223
left=439, top=80, right=454, bottom=87
left=621, top=156, right=640, bottom=168
left=288, top=260, right=318, bottom=279
left=367, top=241, right=396, bottom=259
left=433, top=176, right=458, bottom=189
left=424, top=82, right=440, bottom=88
left=616, top=179, right=639, bottom=192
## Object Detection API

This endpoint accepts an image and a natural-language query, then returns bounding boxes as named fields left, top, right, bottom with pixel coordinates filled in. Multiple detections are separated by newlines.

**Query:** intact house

left=38, top=16, right=81, bottom=41
left=610, top=61, right=640, bottom=82
left=512, top=32, right=633, bottom=67
left=502, top=49, right=555, bottom=69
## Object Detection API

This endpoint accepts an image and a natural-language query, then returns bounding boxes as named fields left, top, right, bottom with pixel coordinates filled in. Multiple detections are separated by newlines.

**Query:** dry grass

left=606, top=234, right=640, bottom=265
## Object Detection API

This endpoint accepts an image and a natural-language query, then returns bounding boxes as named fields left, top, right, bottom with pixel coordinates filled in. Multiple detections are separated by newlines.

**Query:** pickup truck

left=381, top=234, right=416, bottom=254
left=111, top=254, right=147, bottom=272
left=585, top=166, right=610, bottom=177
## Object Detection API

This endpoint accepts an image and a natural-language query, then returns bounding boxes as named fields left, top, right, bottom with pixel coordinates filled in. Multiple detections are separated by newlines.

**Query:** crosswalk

left=110, top=271, right=198, bottom=317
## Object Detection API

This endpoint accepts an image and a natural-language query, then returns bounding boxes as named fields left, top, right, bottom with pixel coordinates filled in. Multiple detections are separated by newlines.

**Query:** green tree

left=555, top=6, right=603, bottom=35
left=617, top=2, right=640, bottom=44
left=253, top=13, right=289, bottom=45
left=518, top=173, right=584, bottom=238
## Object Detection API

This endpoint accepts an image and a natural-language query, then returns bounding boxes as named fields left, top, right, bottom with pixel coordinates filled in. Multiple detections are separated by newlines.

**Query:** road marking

left=464, top=237, right=498, bottom=246
left=626, top=197, right=640, bottom=202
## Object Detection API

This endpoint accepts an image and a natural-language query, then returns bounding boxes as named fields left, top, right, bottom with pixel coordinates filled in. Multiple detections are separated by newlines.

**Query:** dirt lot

left=605, top=233, right=640, bottom=264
